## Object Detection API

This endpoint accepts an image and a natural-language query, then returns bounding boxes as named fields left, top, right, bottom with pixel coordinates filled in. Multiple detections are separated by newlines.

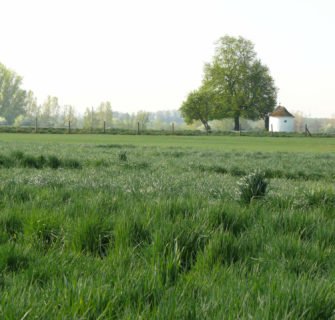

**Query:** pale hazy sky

left=1, top=0, right=334, bottom=117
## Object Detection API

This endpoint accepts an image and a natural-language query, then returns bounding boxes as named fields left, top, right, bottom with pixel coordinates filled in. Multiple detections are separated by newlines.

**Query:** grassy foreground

left=0, top=134, right=335, bottom=319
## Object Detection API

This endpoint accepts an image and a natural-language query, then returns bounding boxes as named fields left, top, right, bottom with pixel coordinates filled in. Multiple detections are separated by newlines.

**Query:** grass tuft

left=237, top=169, right=268, bottom=203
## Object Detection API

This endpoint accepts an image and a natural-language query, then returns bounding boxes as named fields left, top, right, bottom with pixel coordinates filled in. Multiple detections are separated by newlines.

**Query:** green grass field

left=0, top=134, right=335, bottom=319
left=1, top=133, right=335, bottom=152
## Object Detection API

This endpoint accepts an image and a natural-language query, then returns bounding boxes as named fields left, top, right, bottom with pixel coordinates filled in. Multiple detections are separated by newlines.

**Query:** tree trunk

left=202, top=120, right=211, bottom=132
left=234, top=116, right=240, bottom=131
left=264, top=115, right=269, bottom=131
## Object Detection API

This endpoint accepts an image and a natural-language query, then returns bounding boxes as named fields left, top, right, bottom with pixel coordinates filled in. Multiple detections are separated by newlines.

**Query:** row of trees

left=0, top=62, right=114, bottom=128
left=0, top=62, right=185, bottom=130
left=0, top=62, right=115, bottom=128
left=180, top=36, right=277, bottom=131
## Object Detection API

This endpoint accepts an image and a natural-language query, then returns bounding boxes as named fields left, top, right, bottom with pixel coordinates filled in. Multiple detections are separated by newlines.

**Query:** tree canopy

left=0, top=63, right=26, bottom=124
left=180, top=88, right=219, bottom=132
left=181, top=36, right=277, bottom=131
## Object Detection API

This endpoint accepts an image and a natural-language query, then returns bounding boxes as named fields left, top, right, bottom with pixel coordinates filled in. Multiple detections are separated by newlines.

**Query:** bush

left=237, top=169, right=268, bottom=203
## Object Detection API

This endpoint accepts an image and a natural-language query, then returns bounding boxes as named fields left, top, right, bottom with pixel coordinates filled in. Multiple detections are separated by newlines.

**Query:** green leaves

left=204, top=36, right=277, bottom=128
left=180, top=88, right=220, bottom=132
left=181, top=35, right=277, bottom=131
left=0, top=62, right=26, bottom=124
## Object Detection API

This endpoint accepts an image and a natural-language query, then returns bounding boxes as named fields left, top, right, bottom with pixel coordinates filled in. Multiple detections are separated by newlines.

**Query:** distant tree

left=63, top=105, right=77, bottom=127
left=136, top=111, right=150, bottom=130
left=293, top=111, right=305, bottom=132
left=24, top=90, right=40, bottom=118
left=180, top=88, right=219, bottom=132
left=83, top=107, right=99, bottom=129
left=40, top=96, right=61, bottom=127
left=96, top=101, right=113, bottom=128
left=0, top=62, right=26, bottom=124
left=123, top=113, right=136, bottom=129
left=203, top=36, right=277, bottom=130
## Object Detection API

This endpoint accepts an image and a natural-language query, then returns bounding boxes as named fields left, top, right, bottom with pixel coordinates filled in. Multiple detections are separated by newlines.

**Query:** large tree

left=180, top=88, right=219, bottom=132
left=0, top=62, right=26, bottom=124
left=203, top=36, right=277, bottom=130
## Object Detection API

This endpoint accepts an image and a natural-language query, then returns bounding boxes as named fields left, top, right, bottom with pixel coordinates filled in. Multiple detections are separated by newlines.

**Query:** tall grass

left=0, top=140, right=334, bottom=318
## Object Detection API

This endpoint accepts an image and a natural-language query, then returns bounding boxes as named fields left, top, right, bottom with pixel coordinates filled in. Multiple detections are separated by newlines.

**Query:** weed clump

left=63, top=158, right=82, bottom=169
left=34, top=220, right=63, bottom=249
left=0, top=245, right=30, bottom=272
left=127, top=220, right=151, bottom=247
left=118, top=151, right=127, bottom=162
left=47, top=155, right=62, bottom=169
left=304, top=189, right=335, bottom=208
left=237, top=170, right=268, bottom=203
left=74, top=218, right=113, bottom=258
left=0, top=215, right=24, bottom=241
left=0, top=151, right=82, bottom=169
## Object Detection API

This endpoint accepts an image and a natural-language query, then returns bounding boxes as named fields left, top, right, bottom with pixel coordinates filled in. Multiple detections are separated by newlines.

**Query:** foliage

left=237, top=169, right=268, bottom=203
left=62, top=105, right=77, bottom=127
left=195, top=36, right=277, bottom=130
left=96, top=101, right=113, bottom=128
left=118, top=150, right=128, bottom=161
left=0, top=62, right=26, bottom=124
left=136, top=110, right=150, bottom=130
left=180, top=88, right=220, bottom=132
left=40, top=96, right=61, bottom=127
left=83, top=102, right=112, bottom=129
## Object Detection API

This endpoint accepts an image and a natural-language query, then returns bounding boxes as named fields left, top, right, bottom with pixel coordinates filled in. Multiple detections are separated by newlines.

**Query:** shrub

left=237, top=169, right=268, bottom=203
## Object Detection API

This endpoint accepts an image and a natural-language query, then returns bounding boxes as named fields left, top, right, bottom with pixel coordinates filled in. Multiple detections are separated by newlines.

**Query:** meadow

left=0, top=134, right=335, bottom=319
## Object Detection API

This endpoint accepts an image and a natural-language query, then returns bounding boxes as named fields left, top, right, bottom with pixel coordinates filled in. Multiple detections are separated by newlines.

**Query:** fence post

left=103, top=121, right=106, bottom=133
left=137, top=122, right=140, bottom=135
left=35, top=117, right=38, bottom=133
left=305, top=124, right=312, bottom=137
left=172, top=122, right=175, bottom=134
left=271, top=124, right=273, bottom=136
left=68, top=120, right=71, bottom=134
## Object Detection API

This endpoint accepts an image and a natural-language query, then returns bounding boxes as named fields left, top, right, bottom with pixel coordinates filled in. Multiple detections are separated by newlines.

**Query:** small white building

left=269, top=105, right=295, bottom=132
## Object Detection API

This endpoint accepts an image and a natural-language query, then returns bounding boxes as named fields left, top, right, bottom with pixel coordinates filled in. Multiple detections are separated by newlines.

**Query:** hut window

left=284, top=120, right=287, bottom=123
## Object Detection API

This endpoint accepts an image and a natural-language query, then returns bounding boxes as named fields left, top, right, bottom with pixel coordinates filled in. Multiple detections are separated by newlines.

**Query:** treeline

left=0, top=61, right=185, bottom=130
left=1, top=59, right=334, bottom=133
